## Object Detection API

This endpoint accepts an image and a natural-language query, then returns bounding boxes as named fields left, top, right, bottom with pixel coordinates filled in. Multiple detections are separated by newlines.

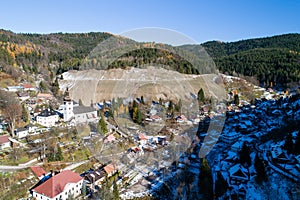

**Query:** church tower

left=63, top=87, right=74, bottom=122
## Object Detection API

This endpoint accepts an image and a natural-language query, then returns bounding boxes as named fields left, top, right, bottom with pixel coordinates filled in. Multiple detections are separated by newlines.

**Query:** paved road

left=0, top=165, right=28, bottom=172
left=63, top=160, right=89, bottom=171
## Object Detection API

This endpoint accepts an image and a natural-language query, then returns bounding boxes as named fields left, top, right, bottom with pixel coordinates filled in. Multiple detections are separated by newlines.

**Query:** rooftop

left=37, top=109, right=58, bottom=117
left=104, top=163, right=116, bottom=175
left=32, top=170, right=82, bottom=198
left=73, top=106, right=96, bottom=115
left=30, top=166, right=47, bottom=178
left=0, top=135, right=9, bottom=145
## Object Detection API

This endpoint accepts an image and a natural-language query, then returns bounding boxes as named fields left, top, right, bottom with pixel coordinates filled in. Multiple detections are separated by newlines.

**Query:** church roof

left=73, top=106, right=96, bottom=115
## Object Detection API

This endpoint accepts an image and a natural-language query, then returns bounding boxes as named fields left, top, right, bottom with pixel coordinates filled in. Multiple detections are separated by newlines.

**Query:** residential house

left=229, top=164, right=249, bottom=185
left=36, top=109, right=59, bottom=127
left=31, top=170, right=83, bottom=200
left=84, top=168, right=106, bottom=187
left=103, top=163, right=117, bottom=177
left=14, top=127, right=29, bottom=139
left=37, top=93, right=53, bottom=101
left=0, top=135, right=10, bottom=150
left=17, top=92, right=30, bottom=101
left=221, top=132, right=241, bottom=144
left=128, top=147, right=144, bottom=160
left=271, top=150, right=290, bottom=164
left=30, top=166, right=47, bottom=180
left=138, top=133, right=148, bottom=145
left=84, top=163, right=117, bottom=187
left=176, top=115, right=187, bottom=123
left=231, top=141, right=244, bottom=152
left=150, top=115, right=162, bottom=122
left=22, top=83, right=36, bottom=91
left=6, top=85, right=23, bottom=92
left=26, top=124, right=38, bottom=134
left=104, top=134, right=116, bottom=143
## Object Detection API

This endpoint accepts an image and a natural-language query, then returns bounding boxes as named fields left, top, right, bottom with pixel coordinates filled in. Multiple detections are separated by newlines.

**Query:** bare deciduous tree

left=0, top=90, right=22, bottom=136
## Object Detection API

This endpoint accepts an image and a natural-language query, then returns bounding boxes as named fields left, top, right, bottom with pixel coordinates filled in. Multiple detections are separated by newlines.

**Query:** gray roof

left=37, top=109, right=58, bottom=117
left=73, top=106, right=97, bottom=115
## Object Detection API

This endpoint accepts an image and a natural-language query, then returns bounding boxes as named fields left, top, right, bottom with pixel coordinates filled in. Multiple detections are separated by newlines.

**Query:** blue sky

left=0, top=0, right=299, bottom=43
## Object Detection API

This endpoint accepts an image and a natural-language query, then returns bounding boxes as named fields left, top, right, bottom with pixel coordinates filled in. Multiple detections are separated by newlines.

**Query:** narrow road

left=0, top=165, right=27, bottom=172
left=63, top=160, right=89, bottom=171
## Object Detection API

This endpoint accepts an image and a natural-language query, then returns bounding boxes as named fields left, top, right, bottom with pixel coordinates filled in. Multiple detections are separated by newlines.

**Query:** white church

left=60, top=89, right=98, bottom=125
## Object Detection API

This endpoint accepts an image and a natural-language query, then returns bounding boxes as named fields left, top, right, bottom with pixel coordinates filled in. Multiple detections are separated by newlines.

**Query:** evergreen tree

left=39, top=81, right=47, bottom=92
left=135, top=108, right=142, bottom=124
left=56, top=145, right=63, bottom=161
left=112, top=179, right=120, bottom=200
left=78, top=99, right=83, bottom=106
left=168, top=101, right=174, bottom=112
left=175, top=99, right=182, bottom=112
left=98, top=113, right=108, bottom=135
left=234, top=94, right=240, bottom=106
left=215, top=171, right=228, bottom=197
left=52, top=77, right=60, bottom=96
left=198, top=88, right=205, bottom=103
left=82, top=181, right=87, bottom=196
left=283, top=133, right=294, bottom=154
left=294, top=131, right=300, bottom=155
left=198, top=158, right=213, bottom=199
left=239, top=143, right=251, bottom=167
left=159, top=97, right=163, bottom=105
left=140, top=96, right=145, bottom=104
left=21, top=103, right=29, bottom=123
left=254, top=153, right=267, bottom=183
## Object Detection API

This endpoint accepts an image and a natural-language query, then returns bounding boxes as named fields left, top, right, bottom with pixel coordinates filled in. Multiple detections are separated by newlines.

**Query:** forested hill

left=0, top=29, right=299, bottom=89
left=194, top=34, right=300, bottom=87
left=201, top=34, right=300, bottom=58
left=0, top=29, right=113, bottom=75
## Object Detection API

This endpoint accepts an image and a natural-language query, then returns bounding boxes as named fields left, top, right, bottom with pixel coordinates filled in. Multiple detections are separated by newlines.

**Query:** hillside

left=0, top=29, right=299, bottom=91
left=183, top=34, right=300, bottom=87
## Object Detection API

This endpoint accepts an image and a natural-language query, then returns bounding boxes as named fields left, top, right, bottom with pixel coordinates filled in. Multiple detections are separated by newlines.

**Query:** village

left=0, top=75, right=299, bottom=199
left=0, top=77, right=205, bottom=199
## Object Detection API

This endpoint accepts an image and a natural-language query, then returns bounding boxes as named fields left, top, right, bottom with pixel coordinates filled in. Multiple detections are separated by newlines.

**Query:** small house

left=0, top=135, right=10, bottom=150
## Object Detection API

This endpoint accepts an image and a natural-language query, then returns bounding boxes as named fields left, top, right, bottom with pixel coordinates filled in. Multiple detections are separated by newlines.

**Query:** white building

left=15, top=128, right=29, bottom=139
left=73, top=106, right=98, bottom=124
left=36, top=109, right=59, bottom=127
left=63, top=89, right=74, bottom=122
left=62, top=88, right=98, bottom=124
left=0, top=135, right=10, bottom=150
left=32, top=170, right=83, bottom=200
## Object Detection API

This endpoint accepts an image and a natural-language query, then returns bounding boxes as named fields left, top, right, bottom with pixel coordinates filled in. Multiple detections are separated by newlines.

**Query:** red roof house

left=104, top=164, right=116, bottom=177
left=104, top=134, right=116, bottom=143
left=22, top=83, right=36, bottom=91
left=0, top=135, right=10, bottom=150
left=32, top=170, right=83, bottom=200
left=30, top=166, right=47, bottom=179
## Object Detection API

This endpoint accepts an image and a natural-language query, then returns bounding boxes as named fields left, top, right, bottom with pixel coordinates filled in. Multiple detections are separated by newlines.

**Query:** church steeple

left=64, top=87, right=72, bottom=102
left=63, top=87, right=74, bottom=122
